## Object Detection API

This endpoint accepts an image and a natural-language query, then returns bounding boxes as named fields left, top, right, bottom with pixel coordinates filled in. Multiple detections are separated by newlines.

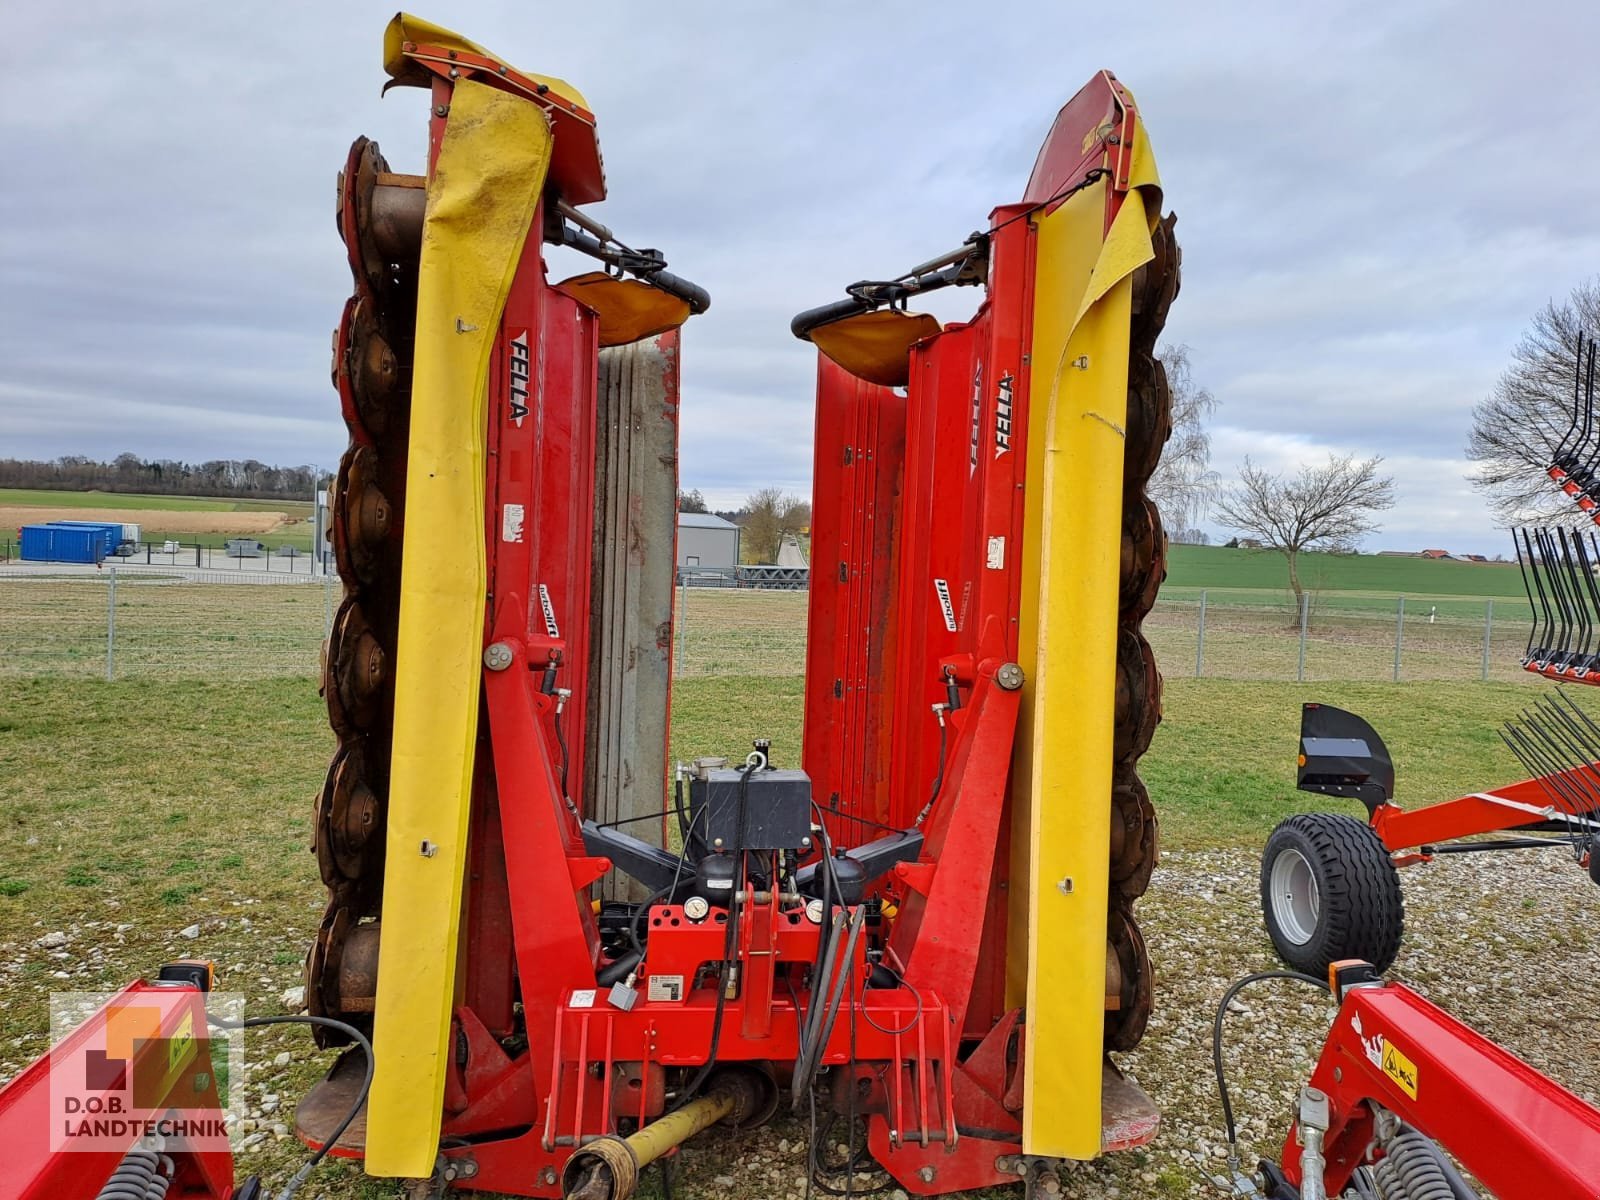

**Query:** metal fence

left=1, top=538, right=330, bottom=574
left=1, top=569, right=334, bottom=680
left=0, top=569, right=1544, bottom=685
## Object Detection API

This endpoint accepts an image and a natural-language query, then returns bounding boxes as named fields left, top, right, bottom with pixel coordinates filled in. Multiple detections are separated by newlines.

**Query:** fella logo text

left=509, top=331, right=531, bottom=426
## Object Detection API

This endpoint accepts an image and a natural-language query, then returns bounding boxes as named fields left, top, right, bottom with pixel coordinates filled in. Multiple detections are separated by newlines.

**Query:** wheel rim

left=1270, top=847, right=1320, bottom=945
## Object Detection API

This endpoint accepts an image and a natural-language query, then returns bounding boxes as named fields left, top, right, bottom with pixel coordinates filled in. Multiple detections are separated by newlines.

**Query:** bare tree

left=741, top=487, right=808, bottom=564
left=1467, top=277, right=1600, bottom=524
left=1149, top=344, right=1218, bottom=534
left=1213, top=454, right=1395, bottom=609
left=677, top=488, right=708, bottom=513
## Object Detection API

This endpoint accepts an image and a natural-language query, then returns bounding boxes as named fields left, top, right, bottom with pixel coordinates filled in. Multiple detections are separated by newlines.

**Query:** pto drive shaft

left=561, top=1088, right=737, bottom=1200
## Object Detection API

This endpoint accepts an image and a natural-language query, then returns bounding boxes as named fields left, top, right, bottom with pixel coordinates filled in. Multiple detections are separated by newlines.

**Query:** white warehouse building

left=677, top=512, right=741, bottom=570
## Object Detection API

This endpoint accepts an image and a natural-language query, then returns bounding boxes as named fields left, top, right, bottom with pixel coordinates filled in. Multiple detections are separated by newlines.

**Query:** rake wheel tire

left=1260, top=813, right=1403, bottom=975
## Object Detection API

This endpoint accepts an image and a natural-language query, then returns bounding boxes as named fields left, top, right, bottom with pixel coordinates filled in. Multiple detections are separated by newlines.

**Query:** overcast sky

left=3, top=2, right=1597, bottom=555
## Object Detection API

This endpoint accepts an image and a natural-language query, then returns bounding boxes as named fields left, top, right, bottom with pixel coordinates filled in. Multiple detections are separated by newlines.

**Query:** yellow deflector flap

left=808, top=308, right=942, bottom=387
left=557, top=271, right=692, bottom=347
left=364, top=78, right=552, bottom=1178
left=382, top=12, right=590, bottom=111
left=1011, top=165, right=1159, bottom=1158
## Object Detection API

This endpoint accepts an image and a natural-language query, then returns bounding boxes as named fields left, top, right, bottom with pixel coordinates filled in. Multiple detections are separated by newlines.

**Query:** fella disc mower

left=297, top=13, right=1179, bottom=1199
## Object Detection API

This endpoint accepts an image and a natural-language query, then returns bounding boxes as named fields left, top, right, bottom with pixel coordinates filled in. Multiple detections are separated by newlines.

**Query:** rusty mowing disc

left=1129, top=213, right=1180, bottom=354
left=1114, top=628, right=1162, bottom=763
left=1109, top=768, right=1158, bottom=900
left=332, top=445, right=392, bottom=585
left=1123, top=351, right=1173, bottom=492
left=345, top=297, right=399, bottom=440
left=1120, top=496, right=1167, bottom=619
left=346, top=137, right=395, bottom=299
left=1104, top=903, right=1153, bottom=1051
left=323, top=598, right=388, bottom=735
left=306, top=900, right=354, bottom=1047
left=315, top=743, right=381, bottom=884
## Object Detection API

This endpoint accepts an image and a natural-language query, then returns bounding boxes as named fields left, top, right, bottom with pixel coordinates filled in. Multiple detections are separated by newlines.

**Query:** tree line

left=0, top=454, right=325, bottom=501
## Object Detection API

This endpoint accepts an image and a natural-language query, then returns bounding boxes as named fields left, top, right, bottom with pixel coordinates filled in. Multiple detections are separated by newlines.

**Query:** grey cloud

left=2, top=0, right=1597, bottom=557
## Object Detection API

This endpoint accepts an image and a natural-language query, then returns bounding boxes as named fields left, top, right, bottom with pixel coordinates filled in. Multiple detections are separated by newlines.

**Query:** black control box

left=688, top=768, right=813, bottom=852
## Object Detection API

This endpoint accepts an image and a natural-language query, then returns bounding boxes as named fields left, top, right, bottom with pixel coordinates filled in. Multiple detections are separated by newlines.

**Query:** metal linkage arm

left=1279, top=976, right=1600, bottom=1200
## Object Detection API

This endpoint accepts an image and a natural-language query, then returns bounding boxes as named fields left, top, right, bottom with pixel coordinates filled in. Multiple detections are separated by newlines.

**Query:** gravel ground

left=621, top=844, right=1600, bottom=1200
left=6, top=844, right=1597, bottom=1199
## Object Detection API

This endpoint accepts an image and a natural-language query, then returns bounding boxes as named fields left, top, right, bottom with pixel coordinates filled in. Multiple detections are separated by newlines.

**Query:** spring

left=94, top=1148, right=172, bottom=1200
left=1371, top=1128, right=1457, bottom=1200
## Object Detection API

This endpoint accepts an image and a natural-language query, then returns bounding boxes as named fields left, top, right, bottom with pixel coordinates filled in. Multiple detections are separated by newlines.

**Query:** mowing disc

left=315, top=743, right=381, bottom=884
left=1123, top=352, right=1172, bottom=492
left=323, top=598, right=388, bottom=735
left=1114, top=629, right=1162, bottom=763
left=1109, top=769, right=1158, bottom=900
left=1104, top=904, right=1153, bottom=1051
left=1120, top=496, right=1167, bottom=618
left=332, top=445, right=392, bottom=585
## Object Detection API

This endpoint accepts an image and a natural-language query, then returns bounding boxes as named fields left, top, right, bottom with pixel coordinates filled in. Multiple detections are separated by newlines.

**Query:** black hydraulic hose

left=557, top=224, right=710, bottom=313
left=218, top=1014, right=374, bottom=1200
left=672, top=762, right=755, bottom=1110
left=1211, top=971, right=1328, bottom=1156
left=628, top=883, right=674, bottom=960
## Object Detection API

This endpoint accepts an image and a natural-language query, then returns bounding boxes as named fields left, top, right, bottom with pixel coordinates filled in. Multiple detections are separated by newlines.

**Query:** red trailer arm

left=1278, top=967, right=1600, bottom=1200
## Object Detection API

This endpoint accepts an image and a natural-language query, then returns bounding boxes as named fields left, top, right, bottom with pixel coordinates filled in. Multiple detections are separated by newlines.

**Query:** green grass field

left=0, top=488, right=314, bottom=516
left=0, top=672, right=1534, bottom=1198
left=0, top=573, right=1558, bottom=1199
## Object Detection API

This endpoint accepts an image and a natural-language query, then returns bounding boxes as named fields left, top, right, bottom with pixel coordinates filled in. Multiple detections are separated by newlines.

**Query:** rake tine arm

left=1536, top=530, right=1573, bottom=668
left=1551, top=330, right=1585, bottom=468
left=1518, top=712, right=1597, bottom=816
left=1521, top=529, right=1556, bottom=666
left=1516, top=529, right=1546, bottom=664
left=1499, top=727, right=1580, bottom=814
left=1502, top=723, right=1591, bottom=817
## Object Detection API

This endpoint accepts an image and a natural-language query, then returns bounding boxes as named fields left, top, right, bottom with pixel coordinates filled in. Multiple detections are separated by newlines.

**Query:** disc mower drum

left=1260, top=812, right=1404, bottom=975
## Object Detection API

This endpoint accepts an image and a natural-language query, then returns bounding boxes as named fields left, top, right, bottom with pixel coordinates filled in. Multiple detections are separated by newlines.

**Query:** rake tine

left=1520, top=528, right=1554, bottom=668
left=1505, top=719, right=1592, bottom=819
left=1501, top=723, right=1589, bottom=818
left=1518, top=707, right=1600, bottom=816
left=1531, top=698, right=1600, bottom=801
left=1562, top=530, right=1593, bottom=670
left=1556, top=685, right=1600, bottom=746
left=1574, top=338, right=1600, bottom=501
left=1552, top=330, right=1586, bottom=471
left=1573, top=532, right=1600, bottom=673
left=1536, top=529, right=1574, bottom=670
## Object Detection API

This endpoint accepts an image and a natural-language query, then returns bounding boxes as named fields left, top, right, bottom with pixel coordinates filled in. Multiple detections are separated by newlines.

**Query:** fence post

left=1482, top=598, right=1493, bottom=681
left=1195, top=589, right=1207, bottom=677
left=1297, top=591, right=1309, bottom=682
left=106, top=567, right=117, bottom=681
left=1393, top=595, right=1405, bottom=682
left=678, top=579, right=688, bottom=669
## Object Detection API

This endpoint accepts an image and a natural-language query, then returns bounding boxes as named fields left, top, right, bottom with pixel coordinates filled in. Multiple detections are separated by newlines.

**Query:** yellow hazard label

left=167, top=1010, right=195, bottom=1075
left=1380, top=1038, right=1418, bottom=1099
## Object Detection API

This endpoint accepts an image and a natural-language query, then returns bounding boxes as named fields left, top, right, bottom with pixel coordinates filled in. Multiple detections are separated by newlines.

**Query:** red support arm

left=1284, top=980, right=1600, bottom=1200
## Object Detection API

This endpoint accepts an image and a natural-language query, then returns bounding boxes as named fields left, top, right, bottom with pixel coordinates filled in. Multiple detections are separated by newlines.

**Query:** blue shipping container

left=20, top=524, right=105, bottom=564
left=45, top=521, right=122, bottom=555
